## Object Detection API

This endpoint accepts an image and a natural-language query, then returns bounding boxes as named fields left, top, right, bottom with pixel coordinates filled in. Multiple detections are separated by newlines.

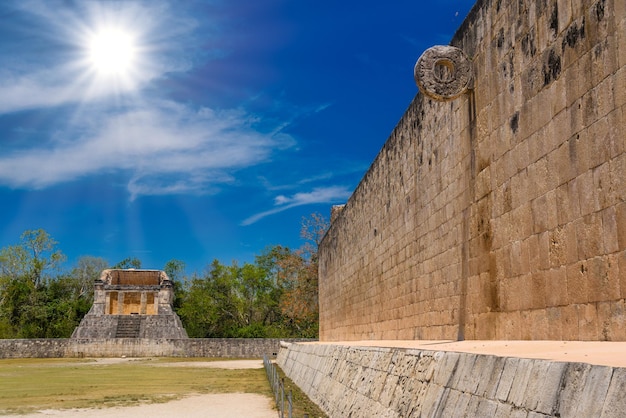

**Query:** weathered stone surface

left=601, top=368, right=626, bottom=417
left=495, top=357, right=520, bottom=402
left=278, top=342, right=626, bottom=418
left=320, top=0, right=626, bottom=342
left=559, top=363, right=613, bottom=417
left=525, top=361, right=567, bottom=415
left=0, top=338, right=312, bottom=358
left=72, top=269, right=188, bottom=339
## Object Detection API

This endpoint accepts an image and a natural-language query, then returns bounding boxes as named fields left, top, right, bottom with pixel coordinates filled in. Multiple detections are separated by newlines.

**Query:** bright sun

left=88, top=28, right=136, bottom=75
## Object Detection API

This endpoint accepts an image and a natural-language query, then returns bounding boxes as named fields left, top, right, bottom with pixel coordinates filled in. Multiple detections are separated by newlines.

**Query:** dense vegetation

left=0, top=214, right=327, bottom=339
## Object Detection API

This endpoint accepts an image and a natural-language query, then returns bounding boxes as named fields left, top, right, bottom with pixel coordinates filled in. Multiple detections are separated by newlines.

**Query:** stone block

left=578, top=303, right=600, bottom=340
left=471, top=398, right=499, bottom=417
left=495, top=357, right=520, bottom=402
left=525, top=361, right=567, bottom=415
left=493, top=402, right=514, bottom=418
left=616, top=67, right=626, bottom=108
left=563, top=222, right=580, bottom=264
left=507, top=358, right=534, bottom=407
left=451, top=391, right=473, bottom=417
left=619, top=251, right=626, bottom=299
left=616, top=202, right=626, bottom=251
left=545, top=267, right=568, bottom=307
left=598, top=299, right=626, bottom=341
left=432, top=351, right=460, bottom=386
left=576, top=213, right=604, bottom=261
left=538, top=231, right=551, bottom=270
left=419, top=384, right=447, bottom=418
left=529, top=309, right=550, bottom=340
left=475, top=355, right=506, bottom=398
left=601, top=367, right=626, bottom=417
left=558, top=363, right=612, bottom=418
left=593, top=256, right=619, bottom=301
left=561, top=303, right=580, bottom=340
left=377, top=373, right=399, bottom=408
left=531, top=271, right=547, bottom=309
left=546, top=307, right=564, bottom=340
left=449, top=353, right=479, bottom=393
left=500, top=311, right=523, bottom=340
left=577, top=170, right=598, bottom=216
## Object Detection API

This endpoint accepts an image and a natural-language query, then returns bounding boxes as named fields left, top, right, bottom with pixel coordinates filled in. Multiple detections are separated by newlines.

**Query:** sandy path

left=4, top=393, right=277, bottom=418
left=82, top=358, right=266, bottom=369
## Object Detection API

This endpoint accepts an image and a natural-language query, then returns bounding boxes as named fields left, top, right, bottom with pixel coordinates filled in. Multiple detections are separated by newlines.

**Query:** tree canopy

left=0, top=213, right=327, bottom=339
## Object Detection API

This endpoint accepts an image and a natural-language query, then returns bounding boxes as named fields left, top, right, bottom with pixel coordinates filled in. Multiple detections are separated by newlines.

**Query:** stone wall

left=277, top=342, right=626, bottom=417
left=319, top=0, right=625, bottom=340
left=0, top=338, right=313, bottom=359
left=71, top=310, right=188, bottom=339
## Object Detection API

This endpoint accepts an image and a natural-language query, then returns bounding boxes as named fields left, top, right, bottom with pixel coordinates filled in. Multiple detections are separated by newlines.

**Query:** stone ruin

left=72, top=269, right=188, bottom=339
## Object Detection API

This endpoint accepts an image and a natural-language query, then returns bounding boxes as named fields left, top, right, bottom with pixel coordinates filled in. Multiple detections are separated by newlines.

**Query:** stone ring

left=414, top=45, right=472, bottom=101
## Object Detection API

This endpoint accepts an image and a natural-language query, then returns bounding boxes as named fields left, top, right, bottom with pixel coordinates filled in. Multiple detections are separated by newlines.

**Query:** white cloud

left=241, top=186, right=352, bottom=226
left=274, top=195, right=291, bottom=205
left=0, top=101, right=294, bottom=196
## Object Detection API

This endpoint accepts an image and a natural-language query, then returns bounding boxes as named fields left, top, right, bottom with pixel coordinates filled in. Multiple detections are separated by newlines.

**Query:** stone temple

left=72, top=269, right=188, bottom=339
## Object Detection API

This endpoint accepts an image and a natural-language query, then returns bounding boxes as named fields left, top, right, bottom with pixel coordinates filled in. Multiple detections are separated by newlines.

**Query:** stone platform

left=277, top=340, right=626, bottom=417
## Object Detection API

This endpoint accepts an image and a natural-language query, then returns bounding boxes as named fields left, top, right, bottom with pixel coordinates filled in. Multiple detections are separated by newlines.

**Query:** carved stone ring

left=414, top=45, right=472, bottom=101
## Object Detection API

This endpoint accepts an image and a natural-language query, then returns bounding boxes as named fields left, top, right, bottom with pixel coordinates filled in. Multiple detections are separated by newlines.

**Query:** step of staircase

left=115, top=315, right=142, bottom=338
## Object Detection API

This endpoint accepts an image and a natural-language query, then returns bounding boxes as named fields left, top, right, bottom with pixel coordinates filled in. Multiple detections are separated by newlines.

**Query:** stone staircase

left=115, top=315, right=142, bottom=338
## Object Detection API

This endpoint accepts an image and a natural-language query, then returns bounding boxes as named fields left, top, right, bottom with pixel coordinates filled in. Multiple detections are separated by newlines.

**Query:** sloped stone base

left=277, top=342, right=626, bottom=417
left=72, top=305, right=188, bottom=339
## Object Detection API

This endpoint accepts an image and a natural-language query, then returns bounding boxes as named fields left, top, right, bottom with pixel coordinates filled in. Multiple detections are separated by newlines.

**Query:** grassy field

left=276, top=365, right=329, bottom=418
left=0, top=358, right=272, bottom=415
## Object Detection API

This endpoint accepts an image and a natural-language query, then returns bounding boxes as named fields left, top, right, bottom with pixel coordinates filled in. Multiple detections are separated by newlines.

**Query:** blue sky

left=0, top=0, right=475, bottom=274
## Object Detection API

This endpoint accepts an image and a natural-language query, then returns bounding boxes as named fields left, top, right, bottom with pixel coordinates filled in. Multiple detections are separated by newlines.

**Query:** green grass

left=0, top=358, right=273, bottom=415
left=276, top=365, right=328, bottom=418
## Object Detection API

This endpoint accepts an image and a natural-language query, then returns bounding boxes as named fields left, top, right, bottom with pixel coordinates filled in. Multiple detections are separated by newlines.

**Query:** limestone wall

left=0, top=338, right=313, bottom=359
left=277, top=342, right=626, bottom=417
left=319, top=0, right=626, bottom=340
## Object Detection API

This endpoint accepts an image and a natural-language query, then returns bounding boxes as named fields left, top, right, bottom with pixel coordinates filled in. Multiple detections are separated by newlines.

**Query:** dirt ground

left=4, top=393, right=277, bottom=418
left=3, top=360, right=277, bottom=418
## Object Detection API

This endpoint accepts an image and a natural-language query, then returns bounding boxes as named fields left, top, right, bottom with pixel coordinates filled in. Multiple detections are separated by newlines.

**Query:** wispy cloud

left=241, top=185, right=352, bottom=226
left=0, top=101, right=294, bottom=197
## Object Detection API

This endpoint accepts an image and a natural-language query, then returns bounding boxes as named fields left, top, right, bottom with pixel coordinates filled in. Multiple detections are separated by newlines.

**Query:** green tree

left=177, top=260, right=240, bottom=337
left=0, top=277, right=33, bottom=337
left=177, top=213, right=328, bottom=339
left=164, top=259, right=185, bottom=281
left=164, top=259, right=186, bottom=310
left=0, top=229, right=67, bottom=338
left=0, top=229, right=66, bottom=286
left=235, top=261, right=282, bottom=337
left=72, top=256, right=109, bottom=301
left=0, top=231, right=112, bottom=338
left=41, top=274, right=94, bottom=337
left=111, top=257, right=142, bottom=269
left=177, top=258, right=285, bottom=338
left=274, top=213, right=329, bottom=337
